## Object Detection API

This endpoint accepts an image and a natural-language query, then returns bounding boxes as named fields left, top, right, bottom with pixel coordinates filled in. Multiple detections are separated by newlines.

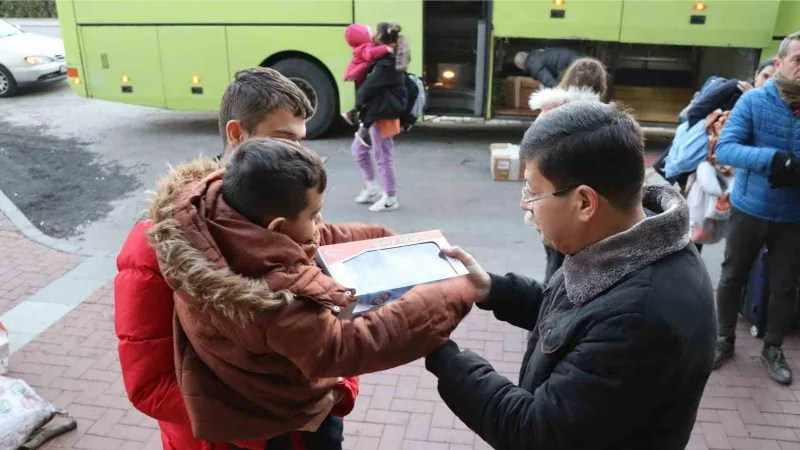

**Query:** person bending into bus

left=514, top=47, right=583, bottom=88
left=115, top=67, right=360, bottom=450
left=526, top=57, right=608, bottom=286
left=350, top=22, right=410, bottom=212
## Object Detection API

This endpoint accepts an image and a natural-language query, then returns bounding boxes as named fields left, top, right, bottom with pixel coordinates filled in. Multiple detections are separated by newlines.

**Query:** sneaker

left=369, top=194, right=399, bottom=212
left=356, top=126, right=372, bottom=148
left=761, top=344, right=793, bottom=385
left=713, top=337, right=734, bottom=370
left=354, top=182, right=381, bottom=204
left=341, top=110, right=356, bottom=126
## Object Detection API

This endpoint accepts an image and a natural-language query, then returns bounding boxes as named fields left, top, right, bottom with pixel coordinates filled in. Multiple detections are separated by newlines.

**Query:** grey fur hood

left=395, top=36, right=411, bottom=72
left=562, top=185, right=691, bottom=305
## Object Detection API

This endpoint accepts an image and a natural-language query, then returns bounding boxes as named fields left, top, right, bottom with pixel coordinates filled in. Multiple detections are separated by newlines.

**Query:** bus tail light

left=693, top=2, right=707, bottom=11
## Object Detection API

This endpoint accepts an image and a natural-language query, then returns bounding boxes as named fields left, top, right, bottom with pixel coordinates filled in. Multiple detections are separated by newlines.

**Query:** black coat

left=426, top=186, right=717, bottom=450
left=687, top=78, right=742, bottom=127
left=356, top=55, right=408, bottom=125
left=524, top=48, right=583, bottom=88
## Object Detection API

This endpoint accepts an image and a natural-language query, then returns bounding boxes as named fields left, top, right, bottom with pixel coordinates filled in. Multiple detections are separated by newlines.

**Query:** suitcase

left=741, top=247, right=769, bottom=338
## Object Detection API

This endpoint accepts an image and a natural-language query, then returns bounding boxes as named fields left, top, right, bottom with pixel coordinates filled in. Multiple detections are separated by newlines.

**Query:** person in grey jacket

left=425, top=101, right=717, bottom=450
left=514, top=48, right=583, bottom=88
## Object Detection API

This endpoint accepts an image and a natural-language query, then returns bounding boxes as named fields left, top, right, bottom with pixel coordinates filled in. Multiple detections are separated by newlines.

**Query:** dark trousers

left=232, top=415, right=344, bottom=450
left=716, top=208, right=800, bottom=347
left=544, top=245, right=565, bottom=285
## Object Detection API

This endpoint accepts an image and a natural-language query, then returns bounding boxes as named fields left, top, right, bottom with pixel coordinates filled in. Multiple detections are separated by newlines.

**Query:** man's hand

left=769, top=151, right=800, bottom=188
left=737, top=81, right=754, bottom=93
left=443, top=247, right=491, bottom=303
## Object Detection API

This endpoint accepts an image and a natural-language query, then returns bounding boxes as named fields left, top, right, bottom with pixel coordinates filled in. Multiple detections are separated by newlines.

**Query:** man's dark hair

left=222, top=138, right=327, bottom=224
left=218, top=67, right=314, bottom=148
left=756, top=58, right=775, bottom=75
left=520, top=101, right=645, bottom=210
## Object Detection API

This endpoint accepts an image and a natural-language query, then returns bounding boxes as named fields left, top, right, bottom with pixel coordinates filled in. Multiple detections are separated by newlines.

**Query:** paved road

left=0, top=81, right=724, bottom=284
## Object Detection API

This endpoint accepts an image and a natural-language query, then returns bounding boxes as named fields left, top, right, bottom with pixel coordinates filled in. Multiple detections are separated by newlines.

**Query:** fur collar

left=528, top=86, right=601, bottom=111
left=146, top=157, right=293, bottom=323
left=561, top=185, right=691, bottom=305
left=395, top=36, right=411, bottom=72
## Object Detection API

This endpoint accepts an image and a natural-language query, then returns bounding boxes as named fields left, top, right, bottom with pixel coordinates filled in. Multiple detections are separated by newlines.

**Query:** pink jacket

left=344, top=24, right=390, bottom=84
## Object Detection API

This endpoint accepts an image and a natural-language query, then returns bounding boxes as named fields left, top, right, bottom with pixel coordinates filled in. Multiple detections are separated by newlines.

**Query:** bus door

left=423, top=0, right=491, bottom=117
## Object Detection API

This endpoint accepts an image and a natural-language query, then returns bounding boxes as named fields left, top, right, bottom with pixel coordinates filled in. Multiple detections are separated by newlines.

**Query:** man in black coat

left=514, top=48, right=583, bottom=88
left=426, top=101, right=717, bottom=450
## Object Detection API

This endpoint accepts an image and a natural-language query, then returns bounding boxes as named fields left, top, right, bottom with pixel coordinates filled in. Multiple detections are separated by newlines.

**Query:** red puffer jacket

left=114, top=221, right=359, bottom=450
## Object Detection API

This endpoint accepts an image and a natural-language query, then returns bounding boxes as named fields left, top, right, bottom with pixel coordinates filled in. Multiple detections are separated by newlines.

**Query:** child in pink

left=341, top=24, right=393, bottom=127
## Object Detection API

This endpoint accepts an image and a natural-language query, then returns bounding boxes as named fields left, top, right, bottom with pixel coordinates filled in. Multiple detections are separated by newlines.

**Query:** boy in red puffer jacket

left=114, top=67, right=360, bottom=450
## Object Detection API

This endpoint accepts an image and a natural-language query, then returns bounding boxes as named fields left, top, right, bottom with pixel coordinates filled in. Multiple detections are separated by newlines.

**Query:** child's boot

left=355, top=124, right=372, bottom=148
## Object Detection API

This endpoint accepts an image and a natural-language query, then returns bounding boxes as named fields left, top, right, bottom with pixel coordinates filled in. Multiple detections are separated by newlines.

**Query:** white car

left=0, top=19, right=66, bottom=97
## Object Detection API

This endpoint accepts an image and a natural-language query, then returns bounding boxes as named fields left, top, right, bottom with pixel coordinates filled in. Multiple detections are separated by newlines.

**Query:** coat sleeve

left=115, top=221, right=190, bottom=425
left=330, top=376, right=360, bottom=417
left=266, top=276, right=475, bottom=379
left=317, top=222, right=394, bottom=245
left=715, top=93, right=779, bottom=177
left=362, top=44, right=391, bottom=62
left=526, top=53, right=558, bottom=88
left=476, top=273, right=545, bottom=331
left=686, top=79, right=739, bottom=128
left=427, top=314, right=681, bottom=450
left=356, top=63, right=396, bottom=108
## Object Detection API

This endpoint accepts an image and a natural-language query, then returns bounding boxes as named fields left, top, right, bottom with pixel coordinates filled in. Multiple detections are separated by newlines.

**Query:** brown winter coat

left=147, top=158, right=475, bottom=442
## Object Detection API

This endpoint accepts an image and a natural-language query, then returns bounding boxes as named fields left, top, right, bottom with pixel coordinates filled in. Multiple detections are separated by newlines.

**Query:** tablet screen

left=341, top=242, right=459, bottom=294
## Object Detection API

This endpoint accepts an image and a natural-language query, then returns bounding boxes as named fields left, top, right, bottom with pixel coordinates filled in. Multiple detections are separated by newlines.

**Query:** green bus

left=56, top=0, right=796, bottom=138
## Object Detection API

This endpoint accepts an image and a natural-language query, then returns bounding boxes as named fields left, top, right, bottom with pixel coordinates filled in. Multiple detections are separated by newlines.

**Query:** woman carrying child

left=346, top=22, right=410, bottom=212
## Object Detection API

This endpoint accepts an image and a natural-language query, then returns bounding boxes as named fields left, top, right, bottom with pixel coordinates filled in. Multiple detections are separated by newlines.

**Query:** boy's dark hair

left=520, top=101, right=645, bottom=210
left=218, top=67, right=314, bottom=148
left=222, top=138, right=327, bottom=224
left=376, top=22, right=401, bottom=45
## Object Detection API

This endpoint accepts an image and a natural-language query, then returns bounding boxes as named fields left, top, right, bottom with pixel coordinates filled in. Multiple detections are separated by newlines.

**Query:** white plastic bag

left=686, top=162, right=733, bottom=245
left=0, top=376, right=58, bottom=450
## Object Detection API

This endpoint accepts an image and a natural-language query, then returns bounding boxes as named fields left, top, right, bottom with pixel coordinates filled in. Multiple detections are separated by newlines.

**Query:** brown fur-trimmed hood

left=146, top=157, right=308, bottom=322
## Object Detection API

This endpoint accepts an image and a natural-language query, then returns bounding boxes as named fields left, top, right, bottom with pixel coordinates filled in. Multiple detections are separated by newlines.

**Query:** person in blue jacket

left=713, top=32, right=800, bottom=385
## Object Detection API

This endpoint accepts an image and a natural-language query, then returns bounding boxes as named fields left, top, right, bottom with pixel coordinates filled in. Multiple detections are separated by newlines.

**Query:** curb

left=0, top=188, right=113, bottom=258
left=0, top=188, right=118, bottom=354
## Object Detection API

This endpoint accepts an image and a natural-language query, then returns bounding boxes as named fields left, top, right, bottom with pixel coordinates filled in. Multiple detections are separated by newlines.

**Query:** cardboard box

left=316, top=230, right=468, bottom=317
left=504, top=76, right=540, bottom=109
left=490, top=143, right=523, bottom=181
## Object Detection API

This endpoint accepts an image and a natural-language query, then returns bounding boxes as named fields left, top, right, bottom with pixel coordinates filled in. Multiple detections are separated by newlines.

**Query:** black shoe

left=761, top=344, right=793, bottom=385
left=356, top=126, right=372, bottom=148
left=713, top=337, right=734, bottom=370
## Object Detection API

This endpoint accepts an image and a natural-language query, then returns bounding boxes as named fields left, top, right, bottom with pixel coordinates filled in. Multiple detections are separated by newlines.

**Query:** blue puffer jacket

left=716, top=79, right=800, bottom=223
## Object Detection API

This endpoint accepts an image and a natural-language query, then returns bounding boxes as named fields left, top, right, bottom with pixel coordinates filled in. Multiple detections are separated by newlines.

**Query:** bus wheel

left=271, top=58, right=336, bottom=140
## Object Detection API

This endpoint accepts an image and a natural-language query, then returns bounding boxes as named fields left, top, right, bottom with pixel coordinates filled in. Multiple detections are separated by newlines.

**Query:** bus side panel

left=775, top=0, right=800, bottom=37
left=620, top=0, right=780, bottom=47
left=158, top=27, right=230, bottom=111
left=55, top=0, right=87, bottom=96
left=492, top=0, right=622, bottom=41
left=353, top=0, right=423, bottom=76
left=225, top=27, right=353, bottom=114
left=73, top=1, right=351, bottom=25
left=81, top=27, right=166, bottom=107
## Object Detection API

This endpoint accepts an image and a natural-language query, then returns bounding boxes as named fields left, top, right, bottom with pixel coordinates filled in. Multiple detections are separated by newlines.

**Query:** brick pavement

left=7, top=207, right=800, bottom=449
left=0, top=211, right=83, bottom=315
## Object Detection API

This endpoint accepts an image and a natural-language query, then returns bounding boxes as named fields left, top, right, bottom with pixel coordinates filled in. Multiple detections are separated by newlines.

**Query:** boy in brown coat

left=148, top=138, right=476, bottom=443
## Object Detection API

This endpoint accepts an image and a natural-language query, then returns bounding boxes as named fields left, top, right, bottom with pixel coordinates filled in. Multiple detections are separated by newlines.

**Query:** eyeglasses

left=522, top=182, right=577, bottom=205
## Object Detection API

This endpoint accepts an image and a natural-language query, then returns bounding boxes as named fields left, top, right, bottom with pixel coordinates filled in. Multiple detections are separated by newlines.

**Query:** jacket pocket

left=538, top=317, right=566, bottom=355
